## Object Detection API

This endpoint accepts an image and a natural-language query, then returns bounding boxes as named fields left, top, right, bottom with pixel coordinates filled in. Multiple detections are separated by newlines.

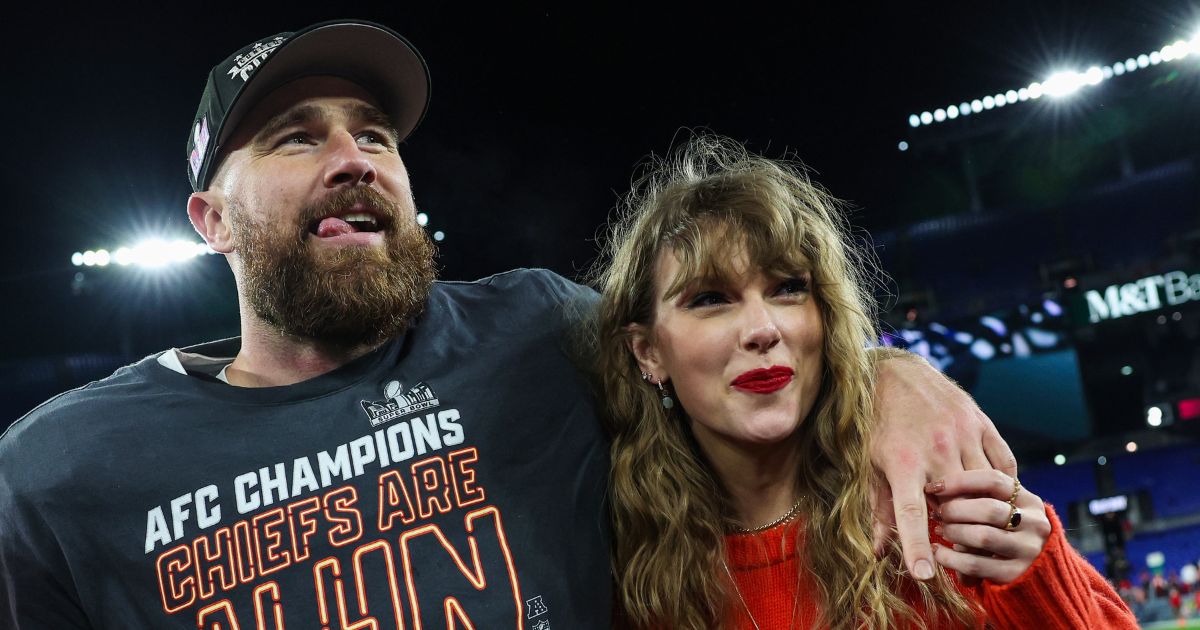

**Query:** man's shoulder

left=436, top=268, right=596, bottom=300
left=431, top=268, right=598, bottom=318
left=0, top=353, right=163, bottom=467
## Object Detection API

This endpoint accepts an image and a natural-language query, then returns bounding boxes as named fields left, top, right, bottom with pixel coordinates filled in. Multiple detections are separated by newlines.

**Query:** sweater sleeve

left=971, top=504, right=1138, bottom=629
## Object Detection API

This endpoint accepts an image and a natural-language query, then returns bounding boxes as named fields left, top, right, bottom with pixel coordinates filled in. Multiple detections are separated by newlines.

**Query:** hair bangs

left=658, top=206, right=814, bottom=302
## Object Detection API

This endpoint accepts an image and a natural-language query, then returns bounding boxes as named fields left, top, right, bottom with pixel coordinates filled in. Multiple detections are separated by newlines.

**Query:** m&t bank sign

left=1079, top=270, right=1200, bottom=323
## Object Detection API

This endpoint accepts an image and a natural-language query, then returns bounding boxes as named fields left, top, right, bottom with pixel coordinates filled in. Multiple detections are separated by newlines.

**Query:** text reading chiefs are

left=144, top=409, right=465, bottom=553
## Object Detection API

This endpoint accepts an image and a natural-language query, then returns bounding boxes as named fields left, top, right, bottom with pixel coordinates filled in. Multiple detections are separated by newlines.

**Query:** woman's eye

left=687, top=291, right=727, bottom=308
left=777, top=277, right=810, bottom=295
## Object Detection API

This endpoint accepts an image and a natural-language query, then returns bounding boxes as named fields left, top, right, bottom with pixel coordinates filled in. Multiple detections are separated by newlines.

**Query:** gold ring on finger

left=1004, top=504, right=1022, bottom=530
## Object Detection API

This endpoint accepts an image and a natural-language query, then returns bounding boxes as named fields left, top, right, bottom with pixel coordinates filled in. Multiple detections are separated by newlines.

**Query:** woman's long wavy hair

left=588, top=134, right=980, bottom=629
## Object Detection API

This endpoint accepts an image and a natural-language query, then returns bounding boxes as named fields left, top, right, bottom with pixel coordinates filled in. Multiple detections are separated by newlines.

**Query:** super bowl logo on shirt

left=361, top=380, right=440, bottom=427
left=225, top=36, right=286, bottom=82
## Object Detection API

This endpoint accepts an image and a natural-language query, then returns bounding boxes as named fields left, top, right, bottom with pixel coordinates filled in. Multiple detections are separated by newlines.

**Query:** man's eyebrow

left=254, top=105, right=329, bottom=144
left=349, top=103, right=400, bottom=142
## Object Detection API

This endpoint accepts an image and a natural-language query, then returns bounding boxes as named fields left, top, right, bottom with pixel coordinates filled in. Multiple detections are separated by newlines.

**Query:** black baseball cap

left=186, top=19, right=430, bottom=192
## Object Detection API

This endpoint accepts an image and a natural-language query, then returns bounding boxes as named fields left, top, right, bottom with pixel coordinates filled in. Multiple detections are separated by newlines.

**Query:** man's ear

left=186, top=190, right=234, bottom=254
left=626, top=323, right=667, bottom=382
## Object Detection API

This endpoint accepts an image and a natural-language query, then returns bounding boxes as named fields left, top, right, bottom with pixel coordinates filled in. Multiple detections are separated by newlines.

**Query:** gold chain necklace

left=728, top=497, right=804, bottom=534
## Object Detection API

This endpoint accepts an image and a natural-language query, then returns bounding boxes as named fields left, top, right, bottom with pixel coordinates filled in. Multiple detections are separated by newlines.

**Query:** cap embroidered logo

left=226, top=36, right=286, bottom=82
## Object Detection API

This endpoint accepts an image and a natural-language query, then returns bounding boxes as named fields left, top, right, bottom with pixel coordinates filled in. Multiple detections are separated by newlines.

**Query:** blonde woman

left=591, top=135, right=1136, bottom=629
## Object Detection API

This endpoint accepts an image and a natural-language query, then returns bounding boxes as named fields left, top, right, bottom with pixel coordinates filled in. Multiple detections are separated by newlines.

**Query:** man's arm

left=868, top=347, right=1017, bottom=581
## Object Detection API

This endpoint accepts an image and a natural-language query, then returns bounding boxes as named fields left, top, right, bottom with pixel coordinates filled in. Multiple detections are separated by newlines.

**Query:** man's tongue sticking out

left=316, top=217, right=354, bottom=238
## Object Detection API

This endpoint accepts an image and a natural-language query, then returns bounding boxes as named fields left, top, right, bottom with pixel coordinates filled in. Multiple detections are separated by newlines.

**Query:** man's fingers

left=981, top=418, right=1018, bottom=478
left=870, top=479, right=896, bottom=557
left=891, top=480, right=936, bottom=580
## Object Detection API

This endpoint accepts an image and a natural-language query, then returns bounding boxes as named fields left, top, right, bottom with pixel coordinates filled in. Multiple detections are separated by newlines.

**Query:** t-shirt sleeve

left=0, top=412, right=94, bottom=628
left=971, top=504, right=1138, bottom=629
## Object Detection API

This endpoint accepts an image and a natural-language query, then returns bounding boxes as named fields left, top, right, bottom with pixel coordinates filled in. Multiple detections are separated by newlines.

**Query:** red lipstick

left=731, top=366, right=794, bottom=394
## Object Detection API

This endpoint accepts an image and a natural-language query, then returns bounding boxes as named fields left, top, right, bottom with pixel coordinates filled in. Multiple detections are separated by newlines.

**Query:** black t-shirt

left=0, top=269, right=611, bottom=629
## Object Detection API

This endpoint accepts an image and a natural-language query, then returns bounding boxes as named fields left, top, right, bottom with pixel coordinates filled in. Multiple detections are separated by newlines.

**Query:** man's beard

left=230, top=187, right=437, bottom=347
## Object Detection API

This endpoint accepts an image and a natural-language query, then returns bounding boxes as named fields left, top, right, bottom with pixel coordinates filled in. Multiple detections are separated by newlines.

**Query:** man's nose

left=322, top=132, right=377, bottom=188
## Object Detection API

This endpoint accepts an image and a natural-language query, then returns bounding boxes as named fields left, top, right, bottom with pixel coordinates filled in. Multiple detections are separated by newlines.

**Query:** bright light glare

left=906, top=30, right=1200, bottom=128
left=908, top=114, right=921, bottom=128
left=433, top=231, right=446, bottom=242
left=71, top=238, right=215, bottom=269
left=1126, top=442, right=1138, bottom=453
left=1053, top=454, right=1067, bottom=466
left=416, top=212, right=429, bottom=226
left=1147, top=406, right=1163, bottom=427
left=1043, top=71, right=1086, bottom=98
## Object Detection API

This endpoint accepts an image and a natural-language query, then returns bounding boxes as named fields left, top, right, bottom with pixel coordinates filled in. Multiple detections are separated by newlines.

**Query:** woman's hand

left=925, top=469, right=1052, bottom=585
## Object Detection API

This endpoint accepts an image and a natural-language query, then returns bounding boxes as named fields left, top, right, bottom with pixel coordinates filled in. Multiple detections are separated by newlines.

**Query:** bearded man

left=0, top=20, right=1016, bottom=629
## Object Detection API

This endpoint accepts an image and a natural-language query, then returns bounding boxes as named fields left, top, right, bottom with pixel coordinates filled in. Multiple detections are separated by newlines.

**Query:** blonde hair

left=589, top=134, right=979, bottom=629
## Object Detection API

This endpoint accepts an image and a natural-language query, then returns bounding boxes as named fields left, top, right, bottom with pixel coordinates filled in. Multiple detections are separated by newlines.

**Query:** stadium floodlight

left=1043, top=70, right=1086, bottom=98
left=905, top=29, right=1199, bottom=129
left=71, top=238, right=216, bottom=269
left=946, top=106, right=959, bottom=119
left=933, top=108, right=946, bottom=122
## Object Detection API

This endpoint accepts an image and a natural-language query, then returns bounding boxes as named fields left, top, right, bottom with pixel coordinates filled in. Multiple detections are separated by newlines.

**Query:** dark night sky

left=1, top=2, right=1197, bottom=361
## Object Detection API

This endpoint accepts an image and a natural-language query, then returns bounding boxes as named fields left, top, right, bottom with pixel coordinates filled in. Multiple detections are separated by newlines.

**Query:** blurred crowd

left=1118, top=564, right=1200, bottom=624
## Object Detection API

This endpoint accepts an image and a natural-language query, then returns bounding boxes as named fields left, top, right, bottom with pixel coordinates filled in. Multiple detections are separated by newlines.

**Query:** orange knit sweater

left=723, top=504, right=1137, bottom=629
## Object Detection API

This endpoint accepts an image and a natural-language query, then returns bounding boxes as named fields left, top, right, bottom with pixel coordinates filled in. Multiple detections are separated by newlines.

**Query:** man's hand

left=868, top=349, right=1017, bottom=581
